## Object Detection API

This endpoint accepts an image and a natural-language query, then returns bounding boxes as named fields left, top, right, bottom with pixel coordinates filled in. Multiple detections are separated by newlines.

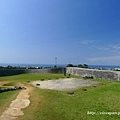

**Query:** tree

left=83, top=64, right=89, bottom=68
left=66, top=64, right=74, bottom=67
left=78, top=64, right=83, bottom=68
left=54, top=65, right=57, bottom=68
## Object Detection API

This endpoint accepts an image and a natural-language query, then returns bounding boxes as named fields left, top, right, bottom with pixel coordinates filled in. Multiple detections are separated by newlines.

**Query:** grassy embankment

left=0, top=74, right=120, bottom=120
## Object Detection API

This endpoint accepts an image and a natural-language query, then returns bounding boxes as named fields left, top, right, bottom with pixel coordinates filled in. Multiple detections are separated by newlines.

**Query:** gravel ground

left=31, top=78, right=98, bottom=91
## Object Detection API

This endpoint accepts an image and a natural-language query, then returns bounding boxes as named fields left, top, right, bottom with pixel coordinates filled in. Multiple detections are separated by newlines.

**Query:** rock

left=0, top=89, right=3, bottom=93
left=68, top=91, right=74, bottom=95
left=36, top=84, right=40, bottom=86
left=82, top=88, right=87, bottom=91
left=100, top=83, right=104, bottom=85
left=83, top=76, right=94, bottom=79
left=0, top=86, right=23, bottom=94
left=14, top=86, right=23, bottom=90
left=41, top=79, right=44, bottom=81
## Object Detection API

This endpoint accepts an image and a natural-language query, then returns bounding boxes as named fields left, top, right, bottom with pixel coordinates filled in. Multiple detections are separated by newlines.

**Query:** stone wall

left=0, top=69, right=26, bottom=76
left=0, top=68, right=66, bottom=76
left=25, top=68, right=66, bottom=74
left=66, top=67, right=120, bottom=81
left=0, top=67, right=119, bottom=81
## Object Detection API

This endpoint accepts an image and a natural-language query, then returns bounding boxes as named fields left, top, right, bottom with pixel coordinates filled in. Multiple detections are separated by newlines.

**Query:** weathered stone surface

left=66, top=67, right=120, bottom=81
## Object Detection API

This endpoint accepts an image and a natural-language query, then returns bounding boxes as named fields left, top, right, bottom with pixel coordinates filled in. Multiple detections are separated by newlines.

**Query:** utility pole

left=55, top=57, right=57, bottom=68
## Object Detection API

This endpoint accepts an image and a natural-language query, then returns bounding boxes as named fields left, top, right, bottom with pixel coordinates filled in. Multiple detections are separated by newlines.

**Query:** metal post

left=55, top=57, right=57, bottom=67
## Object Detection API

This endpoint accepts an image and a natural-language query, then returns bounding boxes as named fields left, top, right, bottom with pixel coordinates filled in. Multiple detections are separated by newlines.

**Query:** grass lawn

left=0, top=73, right=67, bottom=83
left=0, top=90, right=19, bottom=115
left=0, top=74, right=120, bottom=120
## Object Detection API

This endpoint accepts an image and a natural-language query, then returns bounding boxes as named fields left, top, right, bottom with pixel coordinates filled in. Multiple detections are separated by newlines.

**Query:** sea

left=0, top=63, right=120, bottom=69
left=89, top=65, right=120, bottom=69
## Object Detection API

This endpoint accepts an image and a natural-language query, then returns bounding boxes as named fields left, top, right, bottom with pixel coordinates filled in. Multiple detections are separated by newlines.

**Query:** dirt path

left=0, top=85, right=32, bottom=120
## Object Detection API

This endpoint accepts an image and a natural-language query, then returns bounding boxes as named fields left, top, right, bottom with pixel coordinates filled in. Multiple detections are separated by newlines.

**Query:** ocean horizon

left=0, top=63, right=120, bottom=69
left=0, top=63, right=66, bottom=68
left=89, top=65, right=120, bottom=69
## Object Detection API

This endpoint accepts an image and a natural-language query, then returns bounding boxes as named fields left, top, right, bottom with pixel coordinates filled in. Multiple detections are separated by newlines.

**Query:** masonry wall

left=0, top=69, right=26, bottom=76
left=0, top=68, right=66, bottom=76
left=1, top=68, right=119, bottom=81
left=66, top=67, right=120, bottom=81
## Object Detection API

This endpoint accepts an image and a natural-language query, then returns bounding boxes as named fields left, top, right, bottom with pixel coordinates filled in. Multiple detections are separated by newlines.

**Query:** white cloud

left=86, top=43, right=120, bottom=65
left=80, top=40, right=94, bottom=45
left=96, top=44, right=120, bottom=54
left=97, top=47, right=109, bottom=51
left=88, top=56, right=120, bottom=62
left=109, top=44, right=120, bottom=50
left=108, top=44, right=120, bottom=55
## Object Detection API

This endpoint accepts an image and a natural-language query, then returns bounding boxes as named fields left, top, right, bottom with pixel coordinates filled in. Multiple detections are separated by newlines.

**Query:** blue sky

left=0, top=0, right=120, bottom=65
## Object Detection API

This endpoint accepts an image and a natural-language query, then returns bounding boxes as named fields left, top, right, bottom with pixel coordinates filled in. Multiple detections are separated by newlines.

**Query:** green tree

left=78, top=64, right=83, bottom=68
left=83, top=64, right=89, bottom=68
left=66, top=64, right=74, bottom=67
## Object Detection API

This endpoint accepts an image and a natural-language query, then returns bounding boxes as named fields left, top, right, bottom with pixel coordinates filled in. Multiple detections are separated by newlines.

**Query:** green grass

left=0, top=74, right=120, bottom=120
left=0, top=90, right=19, bottom=115
left=0, top=73, right=67, bottom=83
left=17, top=81, right=120, bottom=120
left=2, top=82, right=16, bottom=86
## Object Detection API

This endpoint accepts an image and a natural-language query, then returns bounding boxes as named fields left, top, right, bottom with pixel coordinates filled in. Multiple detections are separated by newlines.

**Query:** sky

left=0, top=0, right=120, bottom=65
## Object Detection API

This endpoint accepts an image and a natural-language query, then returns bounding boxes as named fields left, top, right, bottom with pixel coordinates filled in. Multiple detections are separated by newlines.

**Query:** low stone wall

left=0, top=69, right=26, bottom=76
left=25, top=68, right=66, bottom=74
left=66, top=67, right=120, bottom=81
left=0, top=68, right=66, bottom=76
left=25, top=69, right=50, bottom=74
